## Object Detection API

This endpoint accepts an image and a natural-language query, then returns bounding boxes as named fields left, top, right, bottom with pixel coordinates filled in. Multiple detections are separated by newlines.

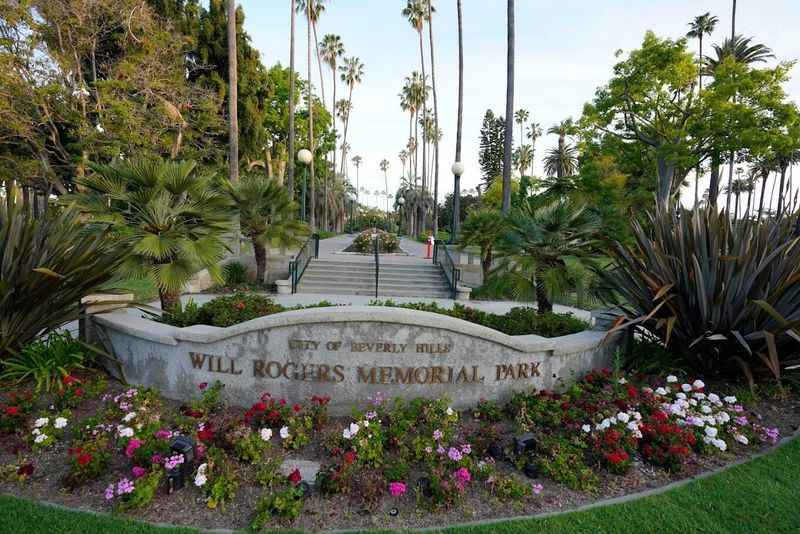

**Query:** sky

left=236, top=0, right=800, bottom=209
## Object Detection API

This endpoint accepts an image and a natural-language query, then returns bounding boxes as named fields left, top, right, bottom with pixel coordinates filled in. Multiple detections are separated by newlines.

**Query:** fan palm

left=515, top=109, right=529, bottom=146
left=68, top=159, right=232, bottom=312
left=514, top=144, right=533, bottom=177
left=543, top=143, right=579, bottom=178
left=495, top=197, right=600, bottom=314
left=704, top=35, right=775, bottom=72
left=686, top=12, right=718, bottom=92
left=546, top=119, right=575, bottom=178
left=320, top=33, right=345, bottom=229
left=459, top=208, right=507, bottom=281
left=221, top=174, right=308, bottom=284
left=338, top=56, right=365, bottom=175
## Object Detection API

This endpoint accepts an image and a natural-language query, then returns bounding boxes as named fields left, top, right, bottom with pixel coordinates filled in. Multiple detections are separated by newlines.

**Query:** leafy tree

left=437, top=192, right=480, bottom=235
left=478, top=110, right=505, bottom=185
left=221, top=175, right=308, bottom=283
left=68, top=159, right=231, bottom=312
left=459, top=208, right=507, bottom=281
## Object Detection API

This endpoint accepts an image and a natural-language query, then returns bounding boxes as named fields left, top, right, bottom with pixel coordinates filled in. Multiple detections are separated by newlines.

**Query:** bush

left=0, top=204, right=124, bottom=359
left=223, top=262, right=249, bottom=286
left=161, top=294, right=281, bottom=328
left=597, top=204, right=800, bottom=384
left=351, top=229, right=400, bottom=254
left=250, top=485, right=304, bottom=528
left=369, top=301, right=588, bottom=338
left=0, top=332, right=89, bottom=392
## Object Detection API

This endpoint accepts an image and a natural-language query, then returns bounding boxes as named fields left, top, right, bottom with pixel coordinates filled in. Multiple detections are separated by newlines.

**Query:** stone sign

left=94, top=306, right=619, bottom=414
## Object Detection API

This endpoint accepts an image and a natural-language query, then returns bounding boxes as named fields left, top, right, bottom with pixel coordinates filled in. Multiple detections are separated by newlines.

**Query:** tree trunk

left=535, top=267, right=552, bottom=315
left=287, top=0, right=296, bottom=199
left=758, top=170, right=769, bottom=218
left=481, top=247, right=493, bottom=282
left=306, top=2, right=316, bottom=229
left=452, top=0, right=463, bottom=241
left=502, top=0, right=515, bottom=214
left=227, top=0, right=239, bottom=184
left=427, top=0, right=440, bottom=237
left=331, top=66, right=338, bottom=222
left=253, top=238, right=267, bottom=284
left=418, top=30, right=428, bottom=234
left=709, top=151, right=720, bottom=207
left=160, top=288, right=181, bottom=314
left=777, top=164, right=788, bottom=220
left=725, top=152, right=735, bottom=215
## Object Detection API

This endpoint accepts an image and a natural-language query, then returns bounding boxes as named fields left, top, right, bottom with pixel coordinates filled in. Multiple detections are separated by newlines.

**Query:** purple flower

left=388, top=481, right=407, bottom=497
left=436, top=445, right=445, bottom=455
left=461, top=443, right=472, bottom=455
left=132, top=466, right=147, bottom=479
left=733, top=404, right=744, bottom=413
left=116, top=478, right=135, bottom=495
left=454, top=467, right=471, bottom=483
left=365, top=411, right=377, bottom=420
left=155, top=429, right=172, bottom=440
left=164, top=454, right=185, bottom=470
left=104, top=484, right=115, bottom=501
left=433, top=429, right=443, bottom=441
left=532, top=483, right=544, bottom=495
left=448, top=447, right=463, bottom=462
left=734, top=416, right=748, bottom=426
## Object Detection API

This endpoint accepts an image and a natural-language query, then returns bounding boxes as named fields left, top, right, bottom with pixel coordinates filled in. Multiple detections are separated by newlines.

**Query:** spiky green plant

left=0, top=331, right=87, bottom=392
left=493, top=197, right=601, bottom=315
left=0, top=203, right=124, bottom=359
left=66, top=158, right=232, bottom=312
left=458, top=208, right=507, bottom=281
left=596, top=204, right=800, bottom=385
left=221, top=174, right=308, bottom=284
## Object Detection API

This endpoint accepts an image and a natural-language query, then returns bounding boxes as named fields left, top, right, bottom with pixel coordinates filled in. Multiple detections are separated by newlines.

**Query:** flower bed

left=0, top=369, right=797, bottom=531
left=345, top=229, right=401, bottom=254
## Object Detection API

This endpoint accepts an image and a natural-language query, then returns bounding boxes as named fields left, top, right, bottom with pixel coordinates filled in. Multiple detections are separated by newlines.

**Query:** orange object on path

left=425, top=235, right=434, bottom=259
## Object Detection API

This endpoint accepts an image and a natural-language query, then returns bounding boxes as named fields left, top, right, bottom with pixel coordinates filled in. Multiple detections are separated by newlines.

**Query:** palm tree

left=496, top=197, right=600, bottom=314
left=296, top=0, right=327, bottom=104
left=705, top=35, right=775, bottom=72
left=222, top=175, right=307, bottom=283
left=287, top=0, right=297, bottom=199
left=502, top=0, right=515, bottom=214
left=302, top=0, right=316, bottom=229
left=459, top=208, right=507, bottom=281
left=399, top=150, right=408, bottom=179
left=338, top=56, right=364, bottom=175
left=227, top=0, right=239, bottom=189
left=515, top=109, right=529, bottom=148
left=514, top=145, right=533, bottom=177
left=526, top=121, right=542, bottom=170
left=453, top=0, right=464, bottom=241
left=752, top=156, right=775, bottom=219
left=352, top=154, right=362, bottom=221
left=380, top=159, right=390, bottom=216
left=320, top=33, right=345, bottom=231
left=422, top=0, right=441, bottom=235
left=543, top=144, right=579, bottom=178
left=687, top=12, right=718, bottom=206
left=71, top=159, right=231, bottom=312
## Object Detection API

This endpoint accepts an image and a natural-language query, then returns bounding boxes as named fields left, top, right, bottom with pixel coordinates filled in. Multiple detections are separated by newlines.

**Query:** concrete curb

left=3, top=433, right=797, bottom=534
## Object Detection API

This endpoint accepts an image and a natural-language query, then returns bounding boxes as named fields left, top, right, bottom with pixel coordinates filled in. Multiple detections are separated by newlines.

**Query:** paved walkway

left=317, top=233, right=435, bottom=265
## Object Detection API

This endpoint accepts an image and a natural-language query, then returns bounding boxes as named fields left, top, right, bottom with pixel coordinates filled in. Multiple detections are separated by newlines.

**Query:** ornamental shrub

left=638, top=410, right=696, bottom=472
left=351, top=229, right=400, bottom=253
left=250, top=485, right=305, bottom=528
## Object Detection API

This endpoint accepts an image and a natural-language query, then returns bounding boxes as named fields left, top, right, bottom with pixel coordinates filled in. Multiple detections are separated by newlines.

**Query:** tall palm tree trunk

left=777, top=164, right=788, bottom=220
left=306, top=1, right=316, bottom=229
left=331, top=67, right=338, bottom=228
left=534, top=266, right=552, bottom=315
left=287, top=0, right=296, bottom=199
left=418, top=29, right=428, bottom=234
left=339, top=84, right=354, bottom=176
left=227, top=0, right=240, bottom=255
left=452, top=0, right=464, bottom=241
left=501, top=0, right=515, bottom=213
left=427, top=0, right=440, bottom=236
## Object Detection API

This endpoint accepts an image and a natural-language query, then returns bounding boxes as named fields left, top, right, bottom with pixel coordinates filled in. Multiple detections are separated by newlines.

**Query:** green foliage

left=203, top=448, right=238, bottom=510
left=1, top=332, right=88, bottom=393
left=66, top=158, right=232, bottom=311
left=250, top=485, right=304, bottom=529
left=117, top=470, right=163, bottom=512
left=158, top=299, right=202, bottom=328
left=489, top=474, right=533, bottom=501
left=370, top=301, right=588, bottom=338
left=536, top=435, right=597, bottom=492
left=223, top=262, right=249, bottom=286
left=596, top=204, right=800, bottom=384
left=174, top=294, right=282, bottom=328
left=478, top=109, right=506, bottom=186
left=0, top=204, right=124, bottom=359
left=458, top=208, right=507, bottom=279
left=255, top=456, right=285, bottom=489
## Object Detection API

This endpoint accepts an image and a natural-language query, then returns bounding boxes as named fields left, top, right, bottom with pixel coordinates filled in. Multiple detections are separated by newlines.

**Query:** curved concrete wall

left=94, top=306, right=620, bottom=414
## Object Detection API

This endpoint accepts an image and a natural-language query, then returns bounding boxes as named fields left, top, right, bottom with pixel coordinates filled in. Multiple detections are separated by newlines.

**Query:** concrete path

left=316, top=233, right=436, bottom=265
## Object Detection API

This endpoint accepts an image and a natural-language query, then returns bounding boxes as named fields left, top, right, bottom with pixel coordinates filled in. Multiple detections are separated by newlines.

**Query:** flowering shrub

left=105, top=470, right=163, bottom=511
left=194, top=447, right=238, bottom=509
left=250, top=485, right=305, bottom=528
left=30, top=414, right=69, bottom=449
left=224, top=423, right=270, bottom=463
left=65, top=436, right=111, bottom=487
left=317, top=449, right=358, bottom=495
left=535, top=435, right=598, bottom=491
left=0, top=391, right=33, bottom=434
left=351, top=229, right=400, bottom=253
left=487, top=474, right=533, bottom=500
left=638, top=411, right=696, bottom=472
left=342, top=413, right=384, bottom=466
left=55, top=375, right=85, bottom=409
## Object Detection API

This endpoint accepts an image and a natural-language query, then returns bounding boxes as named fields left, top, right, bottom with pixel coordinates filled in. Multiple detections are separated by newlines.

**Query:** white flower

left=681, top=384, right=692, bottom=393
left=446, top=407, right=454, bottom=416
left=655, top=387, right=668, bottom=396
left=617, top=377, right=627, bottom=384
left=633, top=429, right=642, bottom=439
left=122, top=412, right=136, bottom=423
left=701, top=405, right=712, bottom=414
left=707, top=393, right=720, bottom=404
left=32, top=428, right=41, bottom=436
left=362, top=420, right=369, bottom=428
left=693, top=392, right=706, bottom=400
left=692, top=379, right=705, bottom=390
left=689, top=399, right=698, bottom=406
left=627, top=421, right=639, bottom=431
left=260, top=428, right=272, bottom=442
left=716, top=412, right=730, bottom=424
left=666, top=375, right=678, bottom=383
left=705, top=426, right=718, bottom=438
left=633, top=411, right=642, bottom=421
left=642, top=387, right=654, bottom=394
left=34, top=417, right=49, bottom=428
left=118, top=426, right=134, bottom=438
left=712, top=438, right=727, bottom=451
left=54, top=417, right=68, bottom=429
left=342, top=429, right=352, bottom=440
left=617, top=412, right=630, bottom=423
left=581, top=424, right=591, bottom=433
left=734, top=434, right=749, bottom=445
left=34, top=433, right=48, bottom=444
left=676, top=392, right=687, bottom=400
left=279, top=426, right=290, bottom=439
left=194, top=463, right=208, bottom=487
left=348, top=422, right=360, bottom=437
left=724, top=396, right=737, bottom=404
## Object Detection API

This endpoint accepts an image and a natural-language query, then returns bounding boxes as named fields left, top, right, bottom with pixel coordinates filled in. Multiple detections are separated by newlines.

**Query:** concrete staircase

left=297, top=258, right=453, bottom=298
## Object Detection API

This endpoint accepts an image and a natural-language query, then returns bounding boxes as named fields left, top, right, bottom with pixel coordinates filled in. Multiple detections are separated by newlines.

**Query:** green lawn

left=2, top=437, right=799, bottom=534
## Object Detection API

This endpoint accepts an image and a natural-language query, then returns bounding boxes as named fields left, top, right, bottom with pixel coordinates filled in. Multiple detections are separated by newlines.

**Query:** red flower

left=279, top=399, right=287, bottom=406
left=17, top=463, right=34, bottom=477
left=198, top=382, right=208, bottom=391
left=74, top=388, right=83, bottom=397
left=293, top=404, right=302, bottom=413
left=268, top=410, right=280, bottom=421
left=62, top=375, right=80, bottom=386
left=4, top=406, right=20, bottom=416
left=235, top=301, right=246, bottom=310
left=253, top=402, right=267, bottom=412
left=343, top=450, right=357, bottom=465
left=77, top=453, right=93, bottom=466
left=288, top=468, right=302, bottom=484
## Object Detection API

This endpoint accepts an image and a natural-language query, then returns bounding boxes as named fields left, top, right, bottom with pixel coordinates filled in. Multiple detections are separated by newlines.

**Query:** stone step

left=297, top=286, right=453, bottom=298
left=298, top=280, right=451, bottom=293
left=301, top=273, right=445, bottom=284
left=308, top=260, right=440, bottom=272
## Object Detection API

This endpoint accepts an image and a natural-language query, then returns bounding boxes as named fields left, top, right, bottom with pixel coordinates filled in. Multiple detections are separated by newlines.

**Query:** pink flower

left=454, top=467, right=471, bottom=483
left=155, top=429, right=172, bottom=440
left=448, top=447, right=463, bottom=462
left=132, top=466, right=147, bottom=479
left=196, top=444, right=207, bottom=459
left=151, top=454, right=163, bottom=465
left=125, top=438, right=143, bottom=459
left=433, top=429, right=443, bottom=441
left=388, top=481, right=407, bottom=497
left=198, top=382, right=208, bottom=390
left=532, top=483, right=544, bottom=495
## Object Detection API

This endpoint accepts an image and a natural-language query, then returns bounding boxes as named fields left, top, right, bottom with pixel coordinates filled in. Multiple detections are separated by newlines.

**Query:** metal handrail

left=373, top=233, right=380, bottom=298
left=289, top=233, right=319, bottom=293
left=434, top=242, right=461, bottom=299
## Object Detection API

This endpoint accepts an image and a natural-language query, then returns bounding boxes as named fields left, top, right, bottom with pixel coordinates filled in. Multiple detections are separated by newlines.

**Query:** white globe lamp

left=451, top=161, right=465, bottom=176
left=297, top=149, right=313, bottom=165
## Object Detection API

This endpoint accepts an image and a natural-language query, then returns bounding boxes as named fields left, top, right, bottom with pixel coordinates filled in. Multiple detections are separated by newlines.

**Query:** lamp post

left=297, top=149, right=313, bottom=222
left=397, top=196, right=406, bottom=235
left=451, top=161, right=464, bottom=243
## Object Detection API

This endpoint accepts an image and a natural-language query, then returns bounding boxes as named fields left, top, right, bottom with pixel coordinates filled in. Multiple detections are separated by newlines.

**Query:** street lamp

left=297, top=149, right=313, bottom=222
left=451, top=161, right=465, bottom=243
left=397, top=196, right=406, bottom=236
